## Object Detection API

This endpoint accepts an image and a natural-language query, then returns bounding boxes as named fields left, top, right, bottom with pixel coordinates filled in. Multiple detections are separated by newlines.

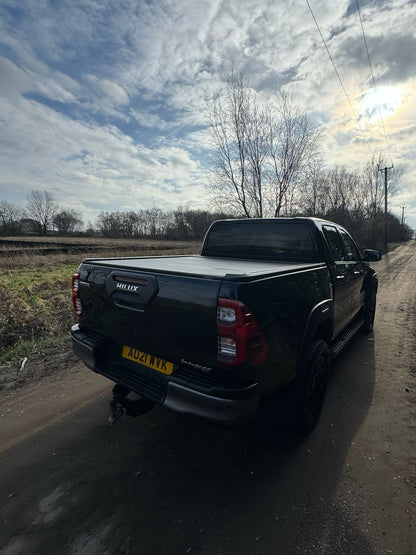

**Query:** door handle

left=353, top=271, right=361, bottom=275
left=336, top=274, right=345, bottom=280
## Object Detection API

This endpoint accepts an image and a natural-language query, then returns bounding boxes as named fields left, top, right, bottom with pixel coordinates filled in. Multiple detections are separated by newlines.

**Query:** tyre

left=295, top=340, right=330, bottom=433
left=362, top=287, right=377, bottom=333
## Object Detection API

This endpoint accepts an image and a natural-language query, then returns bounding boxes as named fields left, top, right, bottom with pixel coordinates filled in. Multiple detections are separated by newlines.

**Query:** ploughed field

left=0, top=236, right=199, bottom=263
left=0, top=236, right=198, bottom=389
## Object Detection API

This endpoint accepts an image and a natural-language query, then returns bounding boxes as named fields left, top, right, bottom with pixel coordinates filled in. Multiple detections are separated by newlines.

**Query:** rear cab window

left=203, top=220, right=319, bottom=262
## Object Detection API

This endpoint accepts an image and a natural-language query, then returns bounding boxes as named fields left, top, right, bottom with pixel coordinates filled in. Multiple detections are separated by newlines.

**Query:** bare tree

left=96, top=211, right=133, bottom=237
left=53, top=209, right=83, bottom=235
left=0, top=201, right=25, bottom=235
left=361, top=155, right=384, bottom=218
left=299, top=157, right=326, bottom=216
left=323, top=166, right=362, bottom=216
left=267, top=88, right=320, bottom=216
left=207, top=71, right=263, bottom=217
left=207, top=73, right=320, bottom=218
left=26, top=190, right=58, bottom=235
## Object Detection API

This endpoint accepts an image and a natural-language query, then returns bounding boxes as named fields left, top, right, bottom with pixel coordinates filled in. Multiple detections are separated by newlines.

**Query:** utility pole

left=380, top=165, right=394, bottom=252
left=401, top=206, right=406, bottom=241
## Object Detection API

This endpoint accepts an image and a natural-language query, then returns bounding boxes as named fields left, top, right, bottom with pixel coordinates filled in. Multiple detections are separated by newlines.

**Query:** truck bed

left=81, top=255, right=325, bottom=281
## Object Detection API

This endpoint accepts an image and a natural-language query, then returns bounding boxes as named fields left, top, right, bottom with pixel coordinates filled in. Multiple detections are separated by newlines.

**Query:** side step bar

left=331, top=317, right=364, bottom=358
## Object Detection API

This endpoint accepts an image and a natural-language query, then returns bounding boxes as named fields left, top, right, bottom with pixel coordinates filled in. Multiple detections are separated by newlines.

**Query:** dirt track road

left=1, top=244, right=415, bottom=554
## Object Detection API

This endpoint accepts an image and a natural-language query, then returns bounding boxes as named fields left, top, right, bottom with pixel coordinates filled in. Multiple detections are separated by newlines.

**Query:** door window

left=338, top=229, right=360, bottom=261
left=323, top=226, right=344, bottom=261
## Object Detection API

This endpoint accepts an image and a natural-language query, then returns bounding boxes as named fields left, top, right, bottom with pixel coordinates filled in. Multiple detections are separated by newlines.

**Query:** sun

left=359, top=86, right=402, bottom=123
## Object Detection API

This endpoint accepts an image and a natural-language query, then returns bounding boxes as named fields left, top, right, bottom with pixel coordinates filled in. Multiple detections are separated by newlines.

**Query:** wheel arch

left=297, top=299, right=334, bottom=376
left=362, top=270, right=379, bottom=296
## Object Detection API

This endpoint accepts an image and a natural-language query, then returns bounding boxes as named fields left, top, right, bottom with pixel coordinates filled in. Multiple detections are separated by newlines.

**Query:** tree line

left=0, top=190, right=83, bottom=237
left=0, top=187, right=411, bottom=251
left=95, top=208, right=232, bottom=240
left=0, top=191, right=232, bottom=241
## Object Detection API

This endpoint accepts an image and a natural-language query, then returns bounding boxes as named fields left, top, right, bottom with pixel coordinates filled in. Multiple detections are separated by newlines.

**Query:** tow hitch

left=108, top=383, right=156, bottom=425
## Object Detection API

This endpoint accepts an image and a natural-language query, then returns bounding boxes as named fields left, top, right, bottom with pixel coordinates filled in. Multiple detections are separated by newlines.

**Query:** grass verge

left=0, top=263, right=78, bottom=361
left=0, top=334, right=70, bottom=365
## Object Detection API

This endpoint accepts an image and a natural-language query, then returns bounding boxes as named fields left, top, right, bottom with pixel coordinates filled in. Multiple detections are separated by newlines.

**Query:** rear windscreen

left=202, top=221, right=319, bottom=262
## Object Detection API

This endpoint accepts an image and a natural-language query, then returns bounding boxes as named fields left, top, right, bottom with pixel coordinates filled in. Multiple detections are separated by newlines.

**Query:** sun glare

left=359, top=86, right=402, bottom=123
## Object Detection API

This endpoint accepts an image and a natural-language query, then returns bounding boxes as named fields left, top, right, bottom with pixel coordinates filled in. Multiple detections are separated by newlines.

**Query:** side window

left=323, top=226, right=344, bottom=261
left=338, top=229, right=360, bottom=261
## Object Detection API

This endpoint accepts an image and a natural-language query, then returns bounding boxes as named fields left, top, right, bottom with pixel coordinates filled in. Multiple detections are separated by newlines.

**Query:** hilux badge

left=116, top=282, right=140, bottom=293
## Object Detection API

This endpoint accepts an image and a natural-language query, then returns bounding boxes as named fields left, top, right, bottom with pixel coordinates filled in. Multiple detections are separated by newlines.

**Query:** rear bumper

left=163, top=381, right=258, bottom=425
left=71, top=324, right=259, bottom=426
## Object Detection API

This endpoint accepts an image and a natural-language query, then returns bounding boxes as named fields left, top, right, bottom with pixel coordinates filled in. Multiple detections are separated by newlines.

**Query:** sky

left=0, top=0, right=415, bottom=229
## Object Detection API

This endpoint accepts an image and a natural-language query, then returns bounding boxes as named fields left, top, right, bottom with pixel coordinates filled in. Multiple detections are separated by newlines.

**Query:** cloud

left=0, top=77, right=207, bottom=223
left=0, top=56, right=31, bottom=97
left=85, top=75, right=129, bottom=106
left=129, top=108, right=171, bottom=131
left=1, top=0, right=416, bottom=227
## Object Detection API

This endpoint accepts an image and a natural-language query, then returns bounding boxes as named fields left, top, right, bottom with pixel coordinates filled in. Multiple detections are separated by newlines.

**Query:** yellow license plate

left=121, top=345, right=174, bottom=375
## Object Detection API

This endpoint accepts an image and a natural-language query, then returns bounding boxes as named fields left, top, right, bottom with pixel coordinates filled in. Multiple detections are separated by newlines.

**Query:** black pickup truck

left=71, top=218, right=381, bottom=432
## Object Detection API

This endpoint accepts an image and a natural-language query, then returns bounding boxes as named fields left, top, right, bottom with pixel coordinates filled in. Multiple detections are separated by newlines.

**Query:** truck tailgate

left=77, top=262, right=221, bottom=368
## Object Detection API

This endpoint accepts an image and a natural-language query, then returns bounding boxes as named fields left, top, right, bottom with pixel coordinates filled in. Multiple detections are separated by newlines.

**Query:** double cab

left=71, top=218, right=381, bottom=432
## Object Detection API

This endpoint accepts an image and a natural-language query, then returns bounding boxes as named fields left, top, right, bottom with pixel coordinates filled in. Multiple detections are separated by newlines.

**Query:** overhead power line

left=355, top=0, right=394, bottom=166
left=304, top=0, right=374, bottom=157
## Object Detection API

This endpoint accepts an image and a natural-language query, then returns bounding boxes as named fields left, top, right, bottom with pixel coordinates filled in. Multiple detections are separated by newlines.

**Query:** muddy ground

left=0, top=243, right=415, bottom=554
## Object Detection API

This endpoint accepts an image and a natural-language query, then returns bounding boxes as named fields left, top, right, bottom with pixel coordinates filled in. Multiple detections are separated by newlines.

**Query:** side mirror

left=363, top=249, right=382, bottom=261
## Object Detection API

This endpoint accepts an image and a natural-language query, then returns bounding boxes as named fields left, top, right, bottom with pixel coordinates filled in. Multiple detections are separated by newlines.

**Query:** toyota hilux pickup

left=71, top=217, right=381, bottom=432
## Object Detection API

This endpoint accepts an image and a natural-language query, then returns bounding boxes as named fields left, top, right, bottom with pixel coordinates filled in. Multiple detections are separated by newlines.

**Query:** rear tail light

left=72, top=273, right=82, bottom=318
left=216, top=298, right=268, bottom=367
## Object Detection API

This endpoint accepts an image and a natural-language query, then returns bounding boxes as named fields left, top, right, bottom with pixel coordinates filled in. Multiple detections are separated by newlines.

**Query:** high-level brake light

left=216, top=298, right=268, bottom=367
